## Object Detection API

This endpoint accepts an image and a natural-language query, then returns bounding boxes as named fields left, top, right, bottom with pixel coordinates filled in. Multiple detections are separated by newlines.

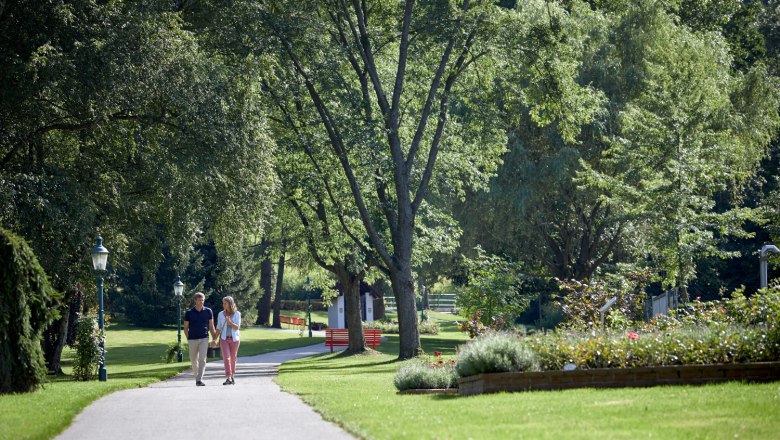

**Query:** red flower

left=438, top=359, right=444, bottom=364
left=450, top=359, right=457, bottom=365
left=434, top=351, right=442, bottom=357
left=626, top=332, right=639, bottom=340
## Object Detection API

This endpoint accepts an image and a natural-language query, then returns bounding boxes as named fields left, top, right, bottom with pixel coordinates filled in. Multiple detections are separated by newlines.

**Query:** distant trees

left=458, top=0, right=780, bottom=302
left=581, top=1, right=780, bottom=300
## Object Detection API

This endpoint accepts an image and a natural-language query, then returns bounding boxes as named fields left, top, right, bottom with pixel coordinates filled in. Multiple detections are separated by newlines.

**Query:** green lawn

left=6, top=312, right=774, bottom=439
left=275, top=312, right=780, bottom=440
left=0, top=324, right=323, bottom=440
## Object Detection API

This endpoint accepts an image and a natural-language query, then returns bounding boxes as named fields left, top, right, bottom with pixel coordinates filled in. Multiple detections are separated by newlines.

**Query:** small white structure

left=652, top=289, right=679, bottom=317
left=328, top=292, right=375, bottom=329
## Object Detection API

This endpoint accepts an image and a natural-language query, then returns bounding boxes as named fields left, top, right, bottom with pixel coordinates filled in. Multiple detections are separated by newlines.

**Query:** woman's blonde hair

left=222, top=296, right=237, bottom=316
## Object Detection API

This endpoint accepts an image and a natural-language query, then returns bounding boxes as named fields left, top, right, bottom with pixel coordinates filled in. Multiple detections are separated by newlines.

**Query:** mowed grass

left=276, top=312, right=780, bottom=440
left=0, top=324, right=323, bottom=440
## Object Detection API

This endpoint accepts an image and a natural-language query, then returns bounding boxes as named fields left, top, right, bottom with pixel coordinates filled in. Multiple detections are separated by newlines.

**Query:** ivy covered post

left=0, top=228, right=61, bottom=393
left=90, top=236, right=109, bottom=381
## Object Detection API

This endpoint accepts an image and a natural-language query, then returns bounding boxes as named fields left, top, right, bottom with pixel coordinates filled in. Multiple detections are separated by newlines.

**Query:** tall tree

left=247, top=0, right=603, bottom=358
left=0, top=1, right=276, bottom=370
left=580, top=1, right=780, bottom=300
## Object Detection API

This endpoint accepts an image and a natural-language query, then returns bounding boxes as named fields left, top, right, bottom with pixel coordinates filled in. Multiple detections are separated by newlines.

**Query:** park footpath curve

left=56, top=342, right=355, bottom=440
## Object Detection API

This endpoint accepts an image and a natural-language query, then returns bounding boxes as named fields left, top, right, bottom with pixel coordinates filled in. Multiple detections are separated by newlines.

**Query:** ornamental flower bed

left=399, top=285, right=780, bottom=395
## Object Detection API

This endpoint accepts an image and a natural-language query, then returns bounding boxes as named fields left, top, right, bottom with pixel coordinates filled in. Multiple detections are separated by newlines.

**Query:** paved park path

left=56, top=342, right=355, bottom=440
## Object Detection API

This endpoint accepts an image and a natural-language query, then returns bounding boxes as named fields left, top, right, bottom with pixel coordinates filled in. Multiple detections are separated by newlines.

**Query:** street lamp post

left=420, top=284, right=426, bottom=322
left=760, top=244, right=780, bottom=288
left=173, top=276, right=185, bottom=362
left=305, top=277, right=312, bottom=337
left=90, top=235, right=109, bottom=382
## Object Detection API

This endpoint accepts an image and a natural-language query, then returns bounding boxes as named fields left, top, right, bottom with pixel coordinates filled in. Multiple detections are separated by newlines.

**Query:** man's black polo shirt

left=184, top=307, right=213, bottom=340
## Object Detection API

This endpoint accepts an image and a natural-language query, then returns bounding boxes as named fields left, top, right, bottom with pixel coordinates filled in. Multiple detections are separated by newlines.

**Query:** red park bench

left=324, top=328, right=382, bottom=352
left=280, top=315, right=306, bottom=329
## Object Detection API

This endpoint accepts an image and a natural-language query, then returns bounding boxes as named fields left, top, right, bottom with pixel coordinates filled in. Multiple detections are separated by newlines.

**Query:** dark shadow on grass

left=280, top=352, right=401, bottom=373
left=429, top=393, right=460, bottom=400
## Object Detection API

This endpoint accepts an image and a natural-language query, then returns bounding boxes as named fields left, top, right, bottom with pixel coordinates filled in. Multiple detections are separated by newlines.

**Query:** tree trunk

left=391, top=262, right=420, bottom=359
left=340, top=273, right=367, bottom=354
left=390, top=211, right=421, bottom=359
left=43, top=304, right=69, bottom=375
left=256, top=239, right=274, bottom=325
left=43, top=285, right=83, bottom=374
left=372, top=279, right=385, bottom=320
left=272, top=240, right=286, bottom=329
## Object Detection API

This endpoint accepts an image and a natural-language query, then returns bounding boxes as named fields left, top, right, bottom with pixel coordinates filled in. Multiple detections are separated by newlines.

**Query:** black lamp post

left=420, top=284, right=426, bottom=322
left=90, top=235, right=109, bottom=382
left=305, top=277, right=312, bottom=337
left=173, top=276, right=185, bottom=362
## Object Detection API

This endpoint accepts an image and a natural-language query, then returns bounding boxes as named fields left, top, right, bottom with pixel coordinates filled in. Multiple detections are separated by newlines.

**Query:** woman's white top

left=217, top=310, right=241, bottom=341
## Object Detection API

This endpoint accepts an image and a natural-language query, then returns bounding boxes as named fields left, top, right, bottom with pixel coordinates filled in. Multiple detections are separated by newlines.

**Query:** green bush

left=472, top=286, right=780, bottom=373
left=419, top=320, right=440, bottom=335
left=72, top=314, right=102, bottom=381
left=456, top=248, right=533, bottom=329
left=394, top=355, right=458, bottom=391
left=456, top=331, right=539, bottom=377
left=162, top=341, right=182, bottom=364
left=0, top=228, right=61, bottom=393
left=555, top=270, right=649, bottom=329
left=363, top=320, right=399, bottom=333
left=457, top=310, right=504, bottom=338
left=363, top=319, right=439, bottom=335
left=528, top=325, right=780, bottom=371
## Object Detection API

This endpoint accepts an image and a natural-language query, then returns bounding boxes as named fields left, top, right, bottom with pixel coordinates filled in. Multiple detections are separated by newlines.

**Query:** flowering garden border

left=458, top=362, right=780, bottom=396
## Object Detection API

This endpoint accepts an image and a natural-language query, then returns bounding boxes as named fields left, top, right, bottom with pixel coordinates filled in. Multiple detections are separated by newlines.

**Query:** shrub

left=310, top=322, right=328, bottom=331
left=674, top=297, right=733, bottom=327
left=457, top=310, right=504, bottom=338
left=0, top=228, right=61, bottom=393
left=364, top=320, right=399, bottom=333
left=556, top=272, right=648, bottom=329
left=394, top=354, right=458, bottom=391
left=418, top=320, right=440, bottom=335
left=162, top=341, right=182, bottom=364
left=528, top=325, right=780, bottom=371
left=363, top=319, right=439, bottom=335
left=72, top=314, right=102, bottom=381
left=456, top=331, right=540, bottom=377
left=457, top=248, right=534, bottom=328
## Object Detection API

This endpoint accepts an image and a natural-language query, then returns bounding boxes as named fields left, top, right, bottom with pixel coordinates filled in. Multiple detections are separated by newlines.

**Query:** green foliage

left=72, top=314, right=102, bottom=381
left=456, top=331, right=540, bottom=377
left=528, top=284, right=780, bottom=370
left=0, top=228, right=61, bottom=393
left=456, top=248, right=533, bottom=328
left=0, top=0, right=277, bottom=364
left=161, top=342, right=182, bottom=364
left=394, top=354, right=459, bottom=391
left=456, top=310, right=505, bottom=339
left=529, top=325, right=778, bottom=371
left=363, top=320, right=439, bottom=335
left=578, top=1, right=780, bottom=296
left=418, top=320, right=440, bottom=335
left=555, top=270, right=650, bottom=328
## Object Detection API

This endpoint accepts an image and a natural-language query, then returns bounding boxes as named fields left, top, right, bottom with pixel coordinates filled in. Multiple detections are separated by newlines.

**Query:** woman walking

left=214, top=296, right=241, bottom=385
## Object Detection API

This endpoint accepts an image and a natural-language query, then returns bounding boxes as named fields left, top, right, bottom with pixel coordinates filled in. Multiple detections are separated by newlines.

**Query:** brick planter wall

left=458, top=362, right=780, bottom=396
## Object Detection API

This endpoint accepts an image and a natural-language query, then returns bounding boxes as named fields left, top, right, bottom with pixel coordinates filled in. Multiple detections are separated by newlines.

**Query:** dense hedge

left=0, top=228, right=61, bottom=393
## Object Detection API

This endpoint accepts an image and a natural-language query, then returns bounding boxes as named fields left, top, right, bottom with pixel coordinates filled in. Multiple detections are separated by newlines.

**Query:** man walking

left=183, top=292, right=217, bottom=386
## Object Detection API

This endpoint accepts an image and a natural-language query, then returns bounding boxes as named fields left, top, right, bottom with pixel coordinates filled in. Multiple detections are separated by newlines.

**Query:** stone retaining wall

left=458, top=362, right=780, bottom=396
